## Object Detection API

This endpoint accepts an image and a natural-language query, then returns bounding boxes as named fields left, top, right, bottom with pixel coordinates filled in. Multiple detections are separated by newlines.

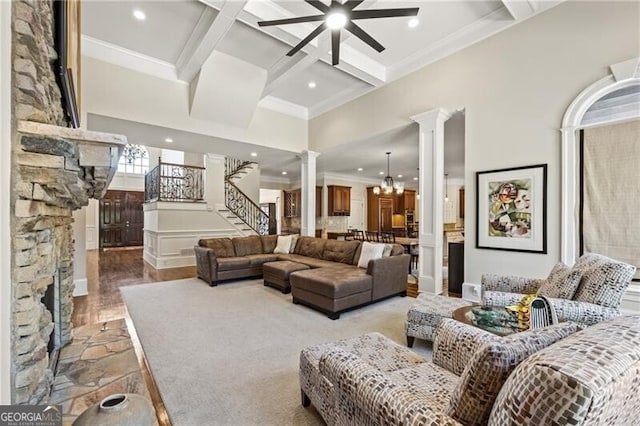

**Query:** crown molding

left=81, top=35, right=182, bottom=83
left=258, top=96, right=308, bottom=120
left=308, top=84, right=375, bottom=119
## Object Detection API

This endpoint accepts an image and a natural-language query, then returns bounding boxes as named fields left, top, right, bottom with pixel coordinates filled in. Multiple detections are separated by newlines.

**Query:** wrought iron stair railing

left=224, top=157, right=270, bottom=235
left=224, top=180, right=269, bottom=235
left=145, top=160, right=205, bottom=202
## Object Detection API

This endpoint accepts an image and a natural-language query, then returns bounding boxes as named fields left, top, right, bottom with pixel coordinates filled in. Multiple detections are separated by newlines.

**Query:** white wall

left=72, top=209, right=88, bottom=296
left=235, top=164, right=260, bottom=205
left=309, top=1, right=639, bottom=283
left=82, top=56, right=308, bottom=153
left=0, top=0, right=12, bottom=404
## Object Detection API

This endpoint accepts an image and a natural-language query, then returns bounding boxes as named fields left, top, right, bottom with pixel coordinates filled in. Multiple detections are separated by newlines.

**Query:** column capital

left=299, top=150, right=321, bottom=161
left=410, top=108, right=452, bottom=127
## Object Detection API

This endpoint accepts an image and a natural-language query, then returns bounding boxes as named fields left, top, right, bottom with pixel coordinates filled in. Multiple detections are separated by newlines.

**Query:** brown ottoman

left=263, top=261, right=310, bottom=294
left=290, top=267, right=373, bottom=319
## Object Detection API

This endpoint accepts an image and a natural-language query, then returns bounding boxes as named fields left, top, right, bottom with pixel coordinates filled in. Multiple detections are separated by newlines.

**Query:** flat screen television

left=53, top=0, right=80, bottom=128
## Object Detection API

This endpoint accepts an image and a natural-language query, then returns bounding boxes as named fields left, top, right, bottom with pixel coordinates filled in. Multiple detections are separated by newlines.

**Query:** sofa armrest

left=432, top=318, right=500, bottom=376
left=547, top=298, right=620, bottom=326
left=320, top=348, right=463, bottom=426
left=481, top=273, right=544, bottom=294
left=194, top=245, right=218, bottom=285
left=367, top=254, right=411, bottom=300
left=482, top=291, right=525, bottom=307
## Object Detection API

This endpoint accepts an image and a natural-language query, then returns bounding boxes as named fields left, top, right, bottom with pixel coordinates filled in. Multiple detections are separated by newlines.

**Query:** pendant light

left=373, top=152, right=404, bottom=195
left=444, top=173, right=449, bottom=202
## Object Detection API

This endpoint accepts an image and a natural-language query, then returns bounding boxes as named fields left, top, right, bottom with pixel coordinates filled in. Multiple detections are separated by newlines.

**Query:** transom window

left=118, top=144, right=149, bottom=175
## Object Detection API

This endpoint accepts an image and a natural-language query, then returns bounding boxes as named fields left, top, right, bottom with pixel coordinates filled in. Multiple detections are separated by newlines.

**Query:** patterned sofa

left=482, top=253, right=636, bottom=326
left=300, top=315, right=640, bottom=425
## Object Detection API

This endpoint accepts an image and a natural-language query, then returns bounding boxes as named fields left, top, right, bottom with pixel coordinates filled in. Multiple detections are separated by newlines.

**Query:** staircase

left=221, top=158, right=270, bottom=235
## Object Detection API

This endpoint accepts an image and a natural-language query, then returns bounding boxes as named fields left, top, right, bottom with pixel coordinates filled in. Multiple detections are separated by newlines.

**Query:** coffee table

left=452, top=305, right=528, bottom=336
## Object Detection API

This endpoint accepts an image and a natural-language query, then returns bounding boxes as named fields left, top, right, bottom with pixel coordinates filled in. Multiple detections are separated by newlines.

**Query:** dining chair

left=380, top=232, right=396, bottom=243
left=365, top=231, right=379, bottom=242
left=351, top=230, right=365, bottom=241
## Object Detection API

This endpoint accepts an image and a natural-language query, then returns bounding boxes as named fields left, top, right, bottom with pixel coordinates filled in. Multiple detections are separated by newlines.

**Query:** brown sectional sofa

left=194, top=235, right=410, bottom=319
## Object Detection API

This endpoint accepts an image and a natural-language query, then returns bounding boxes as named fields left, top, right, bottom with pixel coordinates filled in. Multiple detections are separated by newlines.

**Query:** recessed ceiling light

left=413, top=177, right=418, bottom=181
left=308, top=81, right=316, bottom=89
left=164, top=137, right=173, bottom=143
left=250, top=152, right=257, bottom=157
left=282, top=171, right=288, bottom=175
left=408, top=18, right=419, bottom=28
left=133, top=10, right=146, bottom=21
left=357, top=167, right=363, bottom=172
left=379, top=171, right=384, bottom=175
left=397, top=174, right=403, bottom=178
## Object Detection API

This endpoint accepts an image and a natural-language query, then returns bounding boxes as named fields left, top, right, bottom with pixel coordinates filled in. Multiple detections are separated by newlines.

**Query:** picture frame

left=54, top=0, right=81, bottom=128
left=476, top=164, right=547, bottom=253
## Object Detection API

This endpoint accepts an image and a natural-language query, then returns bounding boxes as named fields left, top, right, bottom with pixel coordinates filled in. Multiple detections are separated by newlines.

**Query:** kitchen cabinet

left=404, top=190, right=416, bottom=211
left=283, top=187, right=323, bottom=218
left=327, top=185, right=351, bottom=216
left=283, top=189, right=300, bottom=218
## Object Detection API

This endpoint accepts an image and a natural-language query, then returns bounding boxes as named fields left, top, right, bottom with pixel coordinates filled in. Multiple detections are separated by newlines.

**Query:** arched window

left=118, top=144, right=149, bottom=175
left=561, top=58, right=639, bottom=279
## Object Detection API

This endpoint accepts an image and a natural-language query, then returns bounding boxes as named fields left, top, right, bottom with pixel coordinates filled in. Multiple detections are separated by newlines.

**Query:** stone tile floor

left=50, top=319, right=157, bottom=426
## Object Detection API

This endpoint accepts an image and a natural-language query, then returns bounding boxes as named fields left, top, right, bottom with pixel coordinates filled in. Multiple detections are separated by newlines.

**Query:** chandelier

left=122, top=144, right=147, bottom=164
left=373, top=152, right=404, bottom=195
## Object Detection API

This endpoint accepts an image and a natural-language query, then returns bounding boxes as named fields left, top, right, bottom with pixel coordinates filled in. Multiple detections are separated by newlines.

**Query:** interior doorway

left=99, top=190, right=144, bottom=248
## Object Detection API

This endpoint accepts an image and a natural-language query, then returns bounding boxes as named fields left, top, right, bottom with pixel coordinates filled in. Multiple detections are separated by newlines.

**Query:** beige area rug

left=121, top=278, right=432, bottom=426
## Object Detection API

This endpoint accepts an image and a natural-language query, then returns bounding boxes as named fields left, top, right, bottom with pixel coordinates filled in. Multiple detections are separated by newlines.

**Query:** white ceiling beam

left=500, top=0, right=537, bottom=20
left=177, top=0, right=248, bottom=82
left=237, top=0, right=384, bottom=92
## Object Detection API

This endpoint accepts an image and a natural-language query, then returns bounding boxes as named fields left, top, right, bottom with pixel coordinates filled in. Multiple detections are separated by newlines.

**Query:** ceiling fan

left=257, top=0, right=419, bottom=66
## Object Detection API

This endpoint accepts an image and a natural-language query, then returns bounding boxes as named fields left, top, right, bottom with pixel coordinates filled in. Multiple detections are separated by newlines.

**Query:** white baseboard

left=144, top=250, right=195, bottom=270
left=73, top=278, right=88, bottom=296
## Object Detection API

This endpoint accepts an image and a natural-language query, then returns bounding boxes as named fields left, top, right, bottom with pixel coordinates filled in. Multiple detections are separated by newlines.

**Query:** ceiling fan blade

left=344, top=0, right=365, bottom=10
left=286, top=23, right=327, bottom=57
left=304, top=0, right=329, bottom=13
left=351, top=8, right=419, bottom=20
left=258, top=15, right=325, bottom=27
left=345, top=21, right=384, bottom=52
left=331, top=30, right=341, bottom=65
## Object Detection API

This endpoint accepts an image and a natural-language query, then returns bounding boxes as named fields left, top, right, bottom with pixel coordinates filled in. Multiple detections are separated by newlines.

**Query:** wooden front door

left=379, top=198, right=393, bottom=232
left=100, top=190, right=144, bottom=248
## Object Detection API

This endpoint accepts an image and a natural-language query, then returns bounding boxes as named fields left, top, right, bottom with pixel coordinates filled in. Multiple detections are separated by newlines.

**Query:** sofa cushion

left=447, top=321, right=579, bottom=426
left=290, top=234, right=300, bottom=253
left=290, top=267, right=372, bottom=299
left=295, top=236, right=326, bottom=259
left=274, top=235, right=294, bottom=254
left=217, top=256, right=251, bottom=271
left=276, top=254, right=341, bottom=269
left=357, top=242, right=386, bottom=268
left=537, top=262, right=584, bottom=299
left=232, top=235, right=263, bottom=257
left=323, top=240, right=361, bottom=265
left=198, top=238, right=235, bottom=257
left=572, top=253, right=636, bottom=308
left=489, top=315, right=640, bottom=426
left=245, top=254, right=279, bottom=267
left=260, top=235, right=278, bottom=254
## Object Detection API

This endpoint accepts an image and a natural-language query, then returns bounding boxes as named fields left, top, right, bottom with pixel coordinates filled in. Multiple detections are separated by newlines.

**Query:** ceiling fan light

left=326, top=12, right=347, bottom=30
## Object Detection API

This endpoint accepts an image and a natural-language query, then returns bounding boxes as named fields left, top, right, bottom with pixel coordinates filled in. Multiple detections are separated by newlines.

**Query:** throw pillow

left=537, top=262, right=583, bottom=300
left=357, top=242, right=386, bottom=269
left=289, top=234, right=299, bottom=254
left=572, top=253, right=636, bottom=308
left=447, top=322, right=578, bottom=426
left=273, top=235, right=293, bottom=254
left=382, top=244, right=393, bottom=257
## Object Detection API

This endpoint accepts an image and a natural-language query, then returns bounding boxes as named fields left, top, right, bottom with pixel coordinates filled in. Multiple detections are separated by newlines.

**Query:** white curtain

left=582, top=120, right=640, bottom=279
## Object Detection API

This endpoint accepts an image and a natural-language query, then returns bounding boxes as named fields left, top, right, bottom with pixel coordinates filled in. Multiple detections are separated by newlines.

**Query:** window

left=118, top=144, right=149, bottom=175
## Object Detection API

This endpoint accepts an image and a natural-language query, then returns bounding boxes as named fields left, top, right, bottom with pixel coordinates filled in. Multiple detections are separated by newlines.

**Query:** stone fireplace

left=10, top=0, right=126, bottom=404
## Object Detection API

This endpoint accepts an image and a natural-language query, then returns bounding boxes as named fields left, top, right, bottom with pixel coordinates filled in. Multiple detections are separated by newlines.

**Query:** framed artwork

left=54, top=0, right=81, bottom=128
left=476, top=164, right=547, bottom=253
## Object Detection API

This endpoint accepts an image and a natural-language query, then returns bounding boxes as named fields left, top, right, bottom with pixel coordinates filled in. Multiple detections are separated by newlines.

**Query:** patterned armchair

left=300, top=315, right=640, bottom=425
left=482, top=253, right=636, bottom=326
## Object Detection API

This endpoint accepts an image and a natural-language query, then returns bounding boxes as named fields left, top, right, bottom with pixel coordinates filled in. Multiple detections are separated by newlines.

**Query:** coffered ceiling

left=81, top=0, right=562, bottom=181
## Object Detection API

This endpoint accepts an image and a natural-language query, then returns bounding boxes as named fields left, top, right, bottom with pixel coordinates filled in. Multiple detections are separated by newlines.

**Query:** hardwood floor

left=70, top=248, right=193, bottom=426
left=72, top=249, right=195, bottom=327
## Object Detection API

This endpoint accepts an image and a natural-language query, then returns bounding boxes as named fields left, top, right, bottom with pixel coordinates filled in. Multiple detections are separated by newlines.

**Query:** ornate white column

left=300, top=150, right=320, bottom=237
left=411, top=109, right=452, bottom=295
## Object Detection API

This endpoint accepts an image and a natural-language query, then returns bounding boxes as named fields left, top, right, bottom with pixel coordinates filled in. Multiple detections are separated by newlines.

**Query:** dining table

left=394, top=237, right=419, bottom=274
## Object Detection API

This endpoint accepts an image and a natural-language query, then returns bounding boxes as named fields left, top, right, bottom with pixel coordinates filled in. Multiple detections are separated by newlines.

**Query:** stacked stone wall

left=9, top=0, right=125, bottom=404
